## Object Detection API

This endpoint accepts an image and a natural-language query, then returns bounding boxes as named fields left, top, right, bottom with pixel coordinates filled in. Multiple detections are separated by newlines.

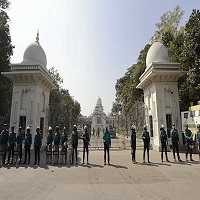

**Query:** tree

left=0, top=0, right=14, bottom=116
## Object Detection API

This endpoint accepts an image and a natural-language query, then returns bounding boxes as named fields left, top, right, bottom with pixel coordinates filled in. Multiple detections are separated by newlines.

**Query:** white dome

left=22, top=41, right=47, bottom=68
left=146, top=42, right=168, bottom=68
left=96, top=97, right=102, bottom=106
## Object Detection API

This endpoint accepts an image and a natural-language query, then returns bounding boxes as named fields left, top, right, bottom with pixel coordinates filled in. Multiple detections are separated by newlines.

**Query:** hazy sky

left=8, top=0, right=199, bottom=116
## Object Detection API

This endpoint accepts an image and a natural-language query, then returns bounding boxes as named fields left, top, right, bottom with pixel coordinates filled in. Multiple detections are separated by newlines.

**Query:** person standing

left=33, top=127, right=42, bottom=165
left=170, top=123, right=182, bottom=162
left=81, top=126, right=90, bottom=165
left=46, top=127, right=53, bottom=164
left=141, top=125, right=150, bottom=163
left=0, top=124, right=9, bottom=165
left=7, top=126, right=16, bottom=165
left=160, top=125, right=169, bottom=162
left=53, top=126, right=61, bottom=164
left=61, top=127, right=68, bottom=164
left=23, top=126, right=32, bottom=164
left=184, top=124, right=194, bottom=162
left=196, top=124, right=200, bottom=160
left=16, top=127, right=24, bottom=164
left=130, top=125, right=136, bottom=164
left=71, top=125, right=78, bottom=164
left=103, top=127, right=111, bottom=165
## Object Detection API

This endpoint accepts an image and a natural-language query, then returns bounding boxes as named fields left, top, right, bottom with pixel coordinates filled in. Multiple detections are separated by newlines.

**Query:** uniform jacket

left=130, top=129, right=136, bottom=146
left=8, top=132, right=16, bottom=145
left=184, top=129, right=193, bottom=142
left=160, top=129, right=168, bottom=144
left=103, top=131, right=111, bottom=146
left=170, top=128, right=179, bottom=143
left=71, top=131, right=78, bottom=146
left=61, top=132, right=68, bottom=145
left=82, top=131, right=90, bottom=145
left=141, top=130, right=150, bottom=145
left=0, top=129, right=9, bottom=144
left=24, top=133, right=32, bottom=148
left=53, top=133, right=61, bottom=145
left=46, top=132, right=53, bottom=145
left=34, top=132, right=42, bottom=147
left=16, top=132, right=24, bottom=145
left=196, top=131, right=200, bottom=143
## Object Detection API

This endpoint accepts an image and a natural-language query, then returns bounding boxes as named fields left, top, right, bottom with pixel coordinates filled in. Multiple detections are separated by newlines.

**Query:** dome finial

left=36, top=30, right=39, bottom=43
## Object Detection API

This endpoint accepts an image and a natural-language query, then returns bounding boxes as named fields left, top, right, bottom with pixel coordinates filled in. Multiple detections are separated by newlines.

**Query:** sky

left=7, top=0, right=199, bottom=116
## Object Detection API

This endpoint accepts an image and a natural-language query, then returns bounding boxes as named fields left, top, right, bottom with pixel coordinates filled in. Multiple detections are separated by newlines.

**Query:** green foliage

left=0, top=0, right=14, bottom=116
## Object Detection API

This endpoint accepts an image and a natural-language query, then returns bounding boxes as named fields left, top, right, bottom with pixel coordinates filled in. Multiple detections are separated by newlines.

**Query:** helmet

left=36, top=126, right=40, bottom=130
left=185, top=124, right=188, bottom=127
left=84, top=126, right=87, bottom=130
left=161, top=125, right=165, bottom=129
left=49, top=127, right=52, bottom=131
left=73, top=125, right=77, bottom=128
left=26, top=126, right=31, bottom=130
left=131, top=125, right=136, bottom=129
left=143, top=125, right=147, bottom=129
left=172, top=123, right=175, bottom=127
left=197, top=124, right=200, bottom=128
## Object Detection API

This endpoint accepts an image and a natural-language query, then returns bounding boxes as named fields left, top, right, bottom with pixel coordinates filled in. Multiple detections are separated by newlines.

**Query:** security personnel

left=170, top=123, right=182, bottom=162
left=46, top=127, right=53, bottom=164
left=141, top=125, right=150, bottom=163
left=7, top=126, right=16, bottom=165
left=71, top=125, right=78, bottom=164
left=130, top=125, right=136, bottom=164
left=16, top=127, right=24, bottom=164
left=60, top=127, right=68, bottom=163
left=184, top=124, right=194, bottom=162
left=81, top=126, right=90, bottom=165
left=53, top=126, right=61, bottom=164
left=0, top=124, right=9, bottom=165
left=196, top=124, right=200, bottom=160
left=103, top=127, right=111, bottom=165
left=160, top=125, right=169, bottom=162
left=33, top=127, right=42, bottom=165
left=23, top=126, right=32, bottom=164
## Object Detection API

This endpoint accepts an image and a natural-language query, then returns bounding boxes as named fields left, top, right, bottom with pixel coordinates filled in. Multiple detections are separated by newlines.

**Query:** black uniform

left=170, top=128, right=181, bottom=161
left=130, top=128, right=136, bottom=163
left=82, top=131, right=90, bottom=164
left=16, top=131, right=24, bottom=163
left=160, top=128, right=169, bottom=162
left=71, top=129, right=78, bottom=164
left=34, top=132, right=42, bottom=165
left=142, top=129, right=150, bottom=163
left=23, top=132, right=32, bottom=164
left=184, top=129, right=193, bottom=161
left=7, top=131, right=16, bottom=164
left=0, top=129, right=9, bottom=164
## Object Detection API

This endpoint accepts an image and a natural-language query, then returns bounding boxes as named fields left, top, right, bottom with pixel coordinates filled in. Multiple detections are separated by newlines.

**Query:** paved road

left=0, top=149, right=200, bottom=200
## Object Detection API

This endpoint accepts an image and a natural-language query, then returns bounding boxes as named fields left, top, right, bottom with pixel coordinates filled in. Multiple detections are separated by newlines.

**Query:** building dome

left=22, top=41, right=47, bottom=68
left=146, top=42, right=168, bottom=68
left=96, top=97, right=102, bottom=106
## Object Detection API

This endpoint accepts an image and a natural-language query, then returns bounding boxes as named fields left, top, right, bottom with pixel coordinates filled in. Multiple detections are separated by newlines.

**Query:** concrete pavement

left=0, top=149, right=200, bottom=200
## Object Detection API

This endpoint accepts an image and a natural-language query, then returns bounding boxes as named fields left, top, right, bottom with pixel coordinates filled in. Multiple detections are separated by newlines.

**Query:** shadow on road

left=108, top=163, right=128, bottom=169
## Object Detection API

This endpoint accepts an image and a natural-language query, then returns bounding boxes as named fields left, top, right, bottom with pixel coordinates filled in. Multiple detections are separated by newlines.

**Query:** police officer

left=130, top=125, right=136, bottom=164
left=184, top=124, right=194, bottom=162
left=170, top=123, right=182, bottom=162
left=0, top=124, right=9, bottom=165
left=46, top=127, right=53, bottom=164
left=23, top=126, right=32, bottom=164
left=7, top=126, right=16, bottom=165
left=103, top=126, right=111, bottom=165
left=16, top=126, right=24, bottom=164
left=195, top=124, right=200, bottom=160
left=141, top=125, right=150, bottom=163
left=33, top=127, right=42, bottom=165
left=60, top=127, right=68, bottom=164
left=160, top=125, right=169, bottom=162
left=82, top=126, right=90, bottom=165
left=71, top=125, right=78, bottom=164
left=53, top=126, right=61, bottom=164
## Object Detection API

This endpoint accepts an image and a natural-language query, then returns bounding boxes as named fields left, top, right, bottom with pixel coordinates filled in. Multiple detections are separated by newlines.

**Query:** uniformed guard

left=196, top=124, right=200, bottom=160
left=33, top=127, right=42, bottom=165
left=160, top=125, right=169, bottom=162
left=130, top=125, right=136, bottom=164
left=16, top=126, right=24, bottom=164
left=60, top=127, right=68, bottom=164
left=53, top=126, right=61, bottom=164
left=46, top=127, right=53, bottom=164
left=71, top=125, right=78, bottom=165
left=81, top=126, right=90, bottom=165
left=170, top=123, right=182, bottom=162
left=141, top=125, right=150, bottom=163
left=23, top=126, right=32, bottom=164
left=184, top=124, right=194, bottom=162
left=103, top=126, right=111, bottom=166
left=0, top=124, right=9, bottom=165
left=7, top=126, right=16, bottom=165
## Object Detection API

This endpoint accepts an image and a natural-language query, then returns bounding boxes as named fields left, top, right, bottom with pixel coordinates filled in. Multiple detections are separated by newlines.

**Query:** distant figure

left=103, top=127, right=111, bottom=165
left=7, top=126, right=16, bottom=165
left=0, top=124, right=9, bottom=165
left=170, top=123, right=182, bottom=162
left=130, top=125, right=136, bottom=164
left=81, top=126, right=90, bottom=165
left=184, top=124, right=194, bottom=162
left=23, top=126, right=32, bottom=164
left=16, top=127, right=24, bottom=164
left=53, top=126, right=61, bottom=164
left=196, top=124, right=200, bottom=160
left=71, top=125, right=78, bottom=164
left=160, top=125, right=169, bottom=162
left=141, top=125, right=150, bottom=163
left=46, top=127, right=53, bottom=164
left=97, top=128, right=100, bottom=137
left=33, top=127, right=42, bottom=165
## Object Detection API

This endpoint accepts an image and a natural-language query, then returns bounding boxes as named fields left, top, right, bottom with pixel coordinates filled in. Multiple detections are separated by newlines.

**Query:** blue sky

left=8, top=0, right=199, bottom=116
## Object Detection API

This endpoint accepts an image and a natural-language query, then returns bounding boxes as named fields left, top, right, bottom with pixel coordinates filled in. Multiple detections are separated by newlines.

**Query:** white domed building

left=137, top=42, right=186, bottom=151
left=2, top=34, right=57, bottom=146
